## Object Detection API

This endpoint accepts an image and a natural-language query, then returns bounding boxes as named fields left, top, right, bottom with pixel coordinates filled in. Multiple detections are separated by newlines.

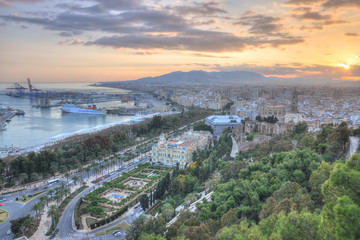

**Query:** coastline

left=0, top=111, right=180, bottom=159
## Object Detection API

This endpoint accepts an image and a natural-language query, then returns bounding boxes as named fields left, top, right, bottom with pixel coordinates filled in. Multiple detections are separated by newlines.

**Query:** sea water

left=0, top=82, right=133, bottom=149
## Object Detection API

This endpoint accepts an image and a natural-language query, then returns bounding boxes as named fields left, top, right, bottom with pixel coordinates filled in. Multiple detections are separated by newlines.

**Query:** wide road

left=0, top=191, right=47, bottom=240
left=57, top=158, right=149, bottom=240
left=81, top=204, right=144, bottom=240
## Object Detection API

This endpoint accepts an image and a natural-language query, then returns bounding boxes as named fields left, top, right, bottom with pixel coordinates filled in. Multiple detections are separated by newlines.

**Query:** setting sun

left=337, top=63, right=351, bottom=70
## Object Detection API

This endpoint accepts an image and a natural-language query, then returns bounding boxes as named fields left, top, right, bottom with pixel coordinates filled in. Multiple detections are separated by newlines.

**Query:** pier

left=0, top=108, right=25, bottom=129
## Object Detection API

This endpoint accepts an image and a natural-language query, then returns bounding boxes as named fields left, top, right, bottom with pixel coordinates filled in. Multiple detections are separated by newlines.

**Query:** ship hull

left=61, top=104, right=105, bottom=115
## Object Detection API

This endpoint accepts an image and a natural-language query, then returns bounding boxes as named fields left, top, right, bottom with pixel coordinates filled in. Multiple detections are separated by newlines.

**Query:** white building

left=151, top=131, right=212, bottom=168
left=205, top=115, right=243, bottom=139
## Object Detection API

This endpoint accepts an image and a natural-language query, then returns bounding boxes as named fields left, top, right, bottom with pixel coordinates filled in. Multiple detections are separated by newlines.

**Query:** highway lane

left=57, top=158, right=148, bottom=240
left=82, top=206, right=144, bottom=240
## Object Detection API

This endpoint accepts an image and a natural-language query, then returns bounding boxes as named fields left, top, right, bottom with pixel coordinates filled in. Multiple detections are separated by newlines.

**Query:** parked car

left=112, top=230, right=120, bottom=235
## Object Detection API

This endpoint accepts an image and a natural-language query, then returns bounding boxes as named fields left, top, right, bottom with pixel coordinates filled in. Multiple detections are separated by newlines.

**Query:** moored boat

left=61, top=104, right=106, bottom=115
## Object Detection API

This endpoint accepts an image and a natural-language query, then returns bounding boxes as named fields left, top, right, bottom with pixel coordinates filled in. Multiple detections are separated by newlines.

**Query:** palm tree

left=39, top=195, right=48, bottom=207
left=60, top=181, right=66, bottom=189
left=72, top=175, right=79, bottom=185
left=32, top=201, right=42, bottom=218
left=78, top=166, right=84, bottom=183
left=63, top=187, right=71, bottom=198
left=47, top=189, right=55, bottom=200
left=85, top=166, right=91, bottom=179
left=54, top=192, right=62, bottom=206
left=104, top=159, right=109, bottom=174
left=47, top=205, right=58, bottom=228
left=99, top=164, right=105, bottom=176
left=106, top=162, right=111, bottom=174
left=93, top=166, right=99, bottom=179
left=64, top=172, right=70, bottom=183
left=111, top=158, right=116, bottom=171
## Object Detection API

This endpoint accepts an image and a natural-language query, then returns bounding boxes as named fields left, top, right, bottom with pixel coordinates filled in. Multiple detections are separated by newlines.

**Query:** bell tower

left=291, top=89, right=298, bottom=113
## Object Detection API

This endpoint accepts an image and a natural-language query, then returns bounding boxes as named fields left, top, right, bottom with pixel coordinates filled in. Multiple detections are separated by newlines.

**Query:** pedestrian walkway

left=167, top=191, right=213, bottom=228
left=30, top=205, right=52, bottom=240
left=230, top=135, right=239, bottom=158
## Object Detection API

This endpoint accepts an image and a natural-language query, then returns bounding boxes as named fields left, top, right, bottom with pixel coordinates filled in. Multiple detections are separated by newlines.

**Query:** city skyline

left=0, top=0, right=359, bottom=82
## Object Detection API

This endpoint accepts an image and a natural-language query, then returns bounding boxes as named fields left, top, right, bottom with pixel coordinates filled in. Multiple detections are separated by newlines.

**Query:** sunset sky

left=0, top=0, right=359, bottom=83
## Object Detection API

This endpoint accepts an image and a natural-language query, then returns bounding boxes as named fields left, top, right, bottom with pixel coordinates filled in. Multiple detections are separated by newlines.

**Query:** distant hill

left=98, top=70, right=359, bottom=87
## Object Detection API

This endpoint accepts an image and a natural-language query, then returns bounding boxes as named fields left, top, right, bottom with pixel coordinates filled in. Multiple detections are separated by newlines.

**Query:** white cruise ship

left=61, top=104, right=106, bottom=115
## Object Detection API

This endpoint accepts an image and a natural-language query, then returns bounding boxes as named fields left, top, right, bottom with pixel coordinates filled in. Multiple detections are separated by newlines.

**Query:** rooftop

left=179, top=140, right=197, bottom=148
left=205, top=115, right=243, bottom=124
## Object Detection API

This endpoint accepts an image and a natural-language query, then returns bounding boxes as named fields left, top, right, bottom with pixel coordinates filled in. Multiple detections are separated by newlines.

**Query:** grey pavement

left=230, top=135, right=239, bottom=158
left=347, top=136, right=359, bottom=159
left=0, top=191, right=47, bottom=240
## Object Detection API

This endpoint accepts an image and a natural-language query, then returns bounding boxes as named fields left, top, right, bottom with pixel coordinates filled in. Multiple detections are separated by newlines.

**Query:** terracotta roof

left=179, top=140, right=196, bottom=147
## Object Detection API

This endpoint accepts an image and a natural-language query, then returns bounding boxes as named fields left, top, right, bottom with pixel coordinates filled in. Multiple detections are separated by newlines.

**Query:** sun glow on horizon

left=337, top=63, right=350, bottom=70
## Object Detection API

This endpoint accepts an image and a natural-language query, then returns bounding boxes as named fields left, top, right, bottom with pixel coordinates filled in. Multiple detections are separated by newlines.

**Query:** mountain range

left=98, top=70, right=359, bottom=87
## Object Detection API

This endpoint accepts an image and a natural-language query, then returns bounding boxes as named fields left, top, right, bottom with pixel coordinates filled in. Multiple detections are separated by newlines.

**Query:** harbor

left=0, top=82, right=176, bottom=157
left=0, top=82, right=133, bottom=150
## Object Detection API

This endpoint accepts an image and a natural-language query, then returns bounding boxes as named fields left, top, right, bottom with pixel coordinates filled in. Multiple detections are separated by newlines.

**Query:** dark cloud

left=87, top=31, right=304, bottom=52
left=286, top=0, right=360, bottom=9
left=86, top=33, right=248, bottom=52
left=291, top=6, right=346, bottom=30
left=94, top=0, right=145, bottom=11
left=285, top=0, right=322, bottom=5
left=323, top=0, right=360, bottom=8
left=234, top=13, right=282, bottom=35
left=59, top=31, right=82, bottom=37
left=345, top=32, right=359, bottom=36
left=294, top=11, right=331, bottom=20
left=171, top=2, right=226, bottom=16
left=0, top=0, right=304, bottom=52
left=0, top=9, right=189, bottom=34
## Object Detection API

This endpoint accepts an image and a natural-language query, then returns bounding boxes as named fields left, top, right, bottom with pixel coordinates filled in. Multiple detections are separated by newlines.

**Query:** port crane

left=27, top=77, right=43, bottom=98
left=6, top=83, right=27, bottom=97
left=27, top=78, right=42, bottom=92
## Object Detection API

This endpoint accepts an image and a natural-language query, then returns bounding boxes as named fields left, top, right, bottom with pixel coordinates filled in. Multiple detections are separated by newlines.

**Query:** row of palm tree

left=29, top=153, right=130, bottom=235
left=46, top=183, right=71, bottom=206
left=32, top=182, right=72, bottom=232
left=69, top=155, right=125, bottom=182
left=59, top=155, right=125, bottom=186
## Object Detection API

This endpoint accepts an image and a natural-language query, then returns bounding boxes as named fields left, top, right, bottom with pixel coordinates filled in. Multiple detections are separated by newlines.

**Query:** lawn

left=16, top=190, right=46, bottom=203
left=0, top=209, right=9, bottom=225
left=94, top=221, right=130, bottom=236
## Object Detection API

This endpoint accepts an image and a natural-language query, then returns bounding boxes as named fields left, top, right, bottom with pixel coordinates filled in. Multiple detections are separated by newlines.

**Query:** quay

left=0, top=109, right=25, bottom=128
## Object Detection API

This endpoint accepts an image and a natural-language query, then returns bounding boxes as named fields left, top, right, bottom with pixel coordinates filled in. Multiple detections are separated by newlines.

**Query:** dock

left=0, top=109, right=25, bottom=127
